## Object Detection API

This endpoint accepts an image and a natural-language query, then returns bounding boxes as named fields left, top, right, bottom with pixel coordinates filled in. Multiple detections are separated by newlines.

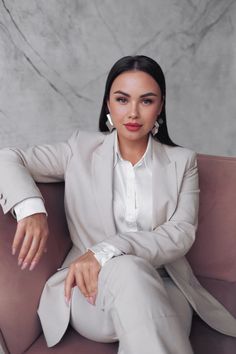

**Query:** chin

left=124, top=132, right=149, bottom=142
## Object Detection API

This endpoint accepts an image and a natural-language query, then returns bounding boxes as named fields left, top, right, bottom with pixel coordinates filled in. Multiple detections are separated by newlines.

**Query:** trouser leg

left=71, top=254, right=193, bottom=354
left=99, top=255, right=193, bottom=354
left=117, top=274, right=193, bottom=354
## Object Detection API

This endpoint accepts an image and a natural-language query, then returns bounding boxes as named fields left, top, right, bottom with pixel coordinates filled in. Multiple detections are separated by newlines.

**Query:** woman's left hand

left=65, top=250, right=101, bottom=306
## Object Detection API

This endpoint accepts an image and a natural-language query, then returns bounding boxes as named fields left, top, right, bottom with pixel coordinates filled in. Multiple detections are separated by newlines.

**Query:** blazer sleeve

left=104, top=152, right=199, bottom=268
left=0, top=130, right=79, bottom=214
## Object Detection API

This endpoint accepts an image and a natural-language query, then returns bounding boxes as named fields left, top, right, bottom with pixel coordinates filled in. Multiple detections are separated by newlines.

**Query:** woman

left=0, top=55, right=236, bottom=354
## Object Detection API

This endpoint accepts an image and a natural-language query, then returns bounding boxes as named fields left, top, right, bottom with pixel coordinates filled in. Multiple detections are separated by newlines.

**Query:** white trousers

left=70, top=255, right=193, bottom=354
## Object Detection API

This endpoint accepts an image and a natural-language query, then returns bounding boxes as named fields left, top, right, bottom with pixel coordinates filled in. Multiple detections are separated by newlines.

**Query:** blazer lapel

left=92, top=131, right=117, bottom=237
left=152, top=140, right=178, bottom=229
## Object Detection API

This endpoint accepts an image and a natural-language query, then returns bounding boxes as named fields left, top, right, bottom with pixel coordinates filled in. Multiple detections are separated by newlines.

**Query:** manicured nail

left=18, top=258, right=23, bottom=266
left=12, top=248, right=16, bottom=255
left=21, top=262, right=28, bottom=270
left=87, top=296, right=95, bottom=305
left=29, top=261, right=36, bottom=271
left=65, top=297, right=70, bottom=306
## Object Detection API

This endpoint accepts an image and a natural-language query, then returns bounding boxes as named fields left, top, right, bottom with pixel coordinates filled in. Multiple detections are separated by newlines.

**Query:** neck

left=117, top=134, right=149, bottom=165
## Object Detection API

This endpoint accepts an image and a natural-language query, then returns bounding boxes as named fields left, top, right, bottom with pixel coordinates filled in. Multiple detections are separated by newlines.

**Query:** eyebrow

left=113, top=90, right=158, bottom=98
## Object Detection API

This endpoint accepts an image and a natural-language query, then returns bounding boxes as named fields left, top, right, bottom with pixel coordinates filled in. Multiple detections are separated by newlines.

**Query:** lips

left=124, top=123, right=142, bottom=127
left=124, top=123, right=142, bottom=131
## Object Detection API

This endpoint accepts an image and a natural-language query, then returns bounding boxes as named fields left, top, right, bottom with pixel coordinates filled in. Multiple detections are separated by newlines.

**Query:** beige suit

left=0, top=129, right=236, bottom=348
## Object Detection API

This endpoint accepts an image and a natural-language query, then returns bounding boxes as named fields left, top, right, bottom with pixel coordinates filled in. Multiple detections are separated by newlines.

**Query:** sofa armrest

left=0, top=183, right=72, bottom=354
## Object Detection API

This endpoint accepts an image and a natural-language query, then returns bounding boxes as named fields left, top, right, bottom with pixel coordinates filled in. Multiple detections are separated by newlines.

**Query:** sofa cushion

left=25, top=327, right=118, bottom=354
left=190, top=316, right=236, bottom=354
left=190, top=276, right=236, bottom=354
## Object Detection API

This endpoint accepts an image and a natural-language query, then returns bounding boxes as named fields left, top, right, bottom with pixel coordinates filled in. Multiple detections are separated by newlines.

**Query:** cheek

left=142, top=105, right=159, bottom=120
left=110, top=103, right=127, bottom=117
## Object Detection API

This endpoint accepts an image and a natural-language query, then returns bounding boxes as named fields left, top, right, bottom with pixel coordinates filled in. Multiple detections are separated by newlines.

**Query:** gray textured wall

left=0, top=0, right=236, bottom=156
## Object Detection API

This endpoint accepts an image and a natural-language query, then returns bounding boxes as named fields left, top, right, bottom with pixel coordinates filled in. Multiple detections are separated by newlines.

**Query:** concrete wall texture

left=0, top=0, right=236, bottom=156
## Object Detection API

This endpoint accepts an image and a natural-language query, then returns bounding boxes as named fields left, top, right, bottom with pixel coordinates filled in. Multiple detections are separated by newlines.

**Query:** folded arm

left=0, top=131, right=77, bottom=214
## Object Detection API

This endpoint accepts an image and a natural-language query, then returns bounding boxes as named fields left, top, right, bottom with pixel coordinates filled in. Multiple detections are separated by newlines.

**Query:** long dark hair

left=99, top=55, right=177, bottom=146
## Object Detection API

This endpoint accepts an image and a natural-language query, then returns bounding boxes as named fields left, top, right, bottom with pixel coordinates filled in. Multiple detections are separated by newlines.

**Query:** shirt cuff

left=12, top=197, right=47, bottom=222
left=88, top=241, right=125, bottom=267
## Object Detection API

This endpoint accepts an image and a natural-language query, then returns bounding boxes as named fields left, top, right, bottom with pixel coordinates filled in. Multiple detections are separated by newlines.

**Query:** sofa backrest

left=187, top=154, right=236, bottom=282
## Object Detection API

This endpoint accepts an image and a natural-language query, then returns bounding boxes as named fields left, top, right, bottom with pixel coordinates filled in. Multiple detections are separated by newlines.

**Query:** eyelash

left=115, top=97, right=153, bottom=105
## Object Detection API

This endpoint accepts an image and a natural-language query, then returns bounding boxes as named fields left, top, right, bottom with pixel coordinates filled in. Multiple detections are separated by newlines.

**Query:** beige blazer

left=0, top=129, right=236, bottom=347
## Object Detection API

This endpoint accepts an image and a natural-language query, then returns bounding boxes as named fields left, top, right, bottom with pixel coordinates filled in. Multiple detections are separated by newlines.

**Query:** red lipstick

left=124, top=123, right=142, bottom=131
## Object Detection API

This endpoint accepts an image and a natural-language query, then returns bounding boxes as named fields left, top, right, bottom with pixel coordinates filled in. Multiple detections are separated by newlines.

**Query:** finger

left=87, top=269, right=98, bottom=306
left=12, top=223, right=25, bottom=256
left=74, top=269, right=89, bottom=298
left=89, top=268, right=99, bottom=296
left=21, top=235, right=41, bottom=270
left=18, top=234, right=33, bottom=267
left=82, top=267, right=92, bottom=295
left=64, top=269, right=75, bottom=304
left=29, top=238, right=47, bottom=271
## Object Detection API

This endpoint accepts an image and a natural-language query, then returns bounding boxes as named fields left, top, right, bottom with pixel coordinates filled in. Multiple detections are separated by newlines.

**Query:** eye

left=116, top=97, right=127, bottom=104
left=142, top=99, right=153, bottom=105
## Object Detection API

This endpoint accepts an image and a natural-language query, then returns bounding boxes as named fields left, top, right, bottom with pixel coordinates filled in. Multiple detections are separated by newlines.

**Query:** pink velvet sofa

left=0, top=153, right=236, bottom=354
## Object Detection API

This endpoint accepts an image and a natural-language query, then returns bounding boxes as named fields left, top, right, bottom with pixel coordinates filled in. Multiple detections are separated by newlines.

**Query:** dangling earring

left=151, top=120, right=160, bottom=136
left=106, top=113, right=115, bottom=132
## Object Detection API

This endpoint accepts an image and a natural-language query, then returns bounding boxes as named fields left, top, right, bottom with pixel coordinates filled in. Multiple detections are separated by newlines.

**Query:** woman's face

left=107, top=70, right=163, bottom=144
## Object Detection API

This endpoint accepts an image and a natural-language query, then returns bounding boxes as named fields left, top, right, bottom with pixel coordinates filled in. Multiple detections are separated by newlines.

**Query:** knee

left=105, top=254, right=154, bottom=277
left=96, top=255, right=171, bottom=314
left=100, top=254, right=161, bottom=291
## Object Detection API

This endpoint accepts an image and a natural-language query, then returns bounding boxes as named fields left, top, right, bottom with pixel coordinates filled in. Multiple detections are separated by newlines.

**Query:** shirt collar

left=113, top=130, right=153, bottom=169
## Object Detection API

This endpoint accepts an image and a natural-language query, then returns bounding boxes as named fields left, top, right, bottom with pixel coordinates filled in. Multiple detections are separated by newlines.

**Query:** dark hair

left=98, top=55, right=177, bottom=146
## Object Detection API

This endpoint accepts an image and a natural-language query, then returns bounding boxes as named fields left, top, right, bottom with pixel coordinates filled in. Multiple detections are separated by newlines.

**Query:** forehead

left=110, top=70, right=161, bottom=93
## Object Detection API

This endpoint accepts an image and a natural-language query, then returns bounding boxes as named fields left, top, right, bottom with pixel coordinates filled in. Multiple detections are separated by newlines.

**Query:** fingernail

left=12, top=248, right=16, bottom=255
left=21, top=262, right=28, bottom=270
left=87, top=296, right=95, bottom=305
left=18, top=258, right=23, bottom=266
left=29, top=261, right=36, bottom=271
left=65, top=297, right=70, bottom=306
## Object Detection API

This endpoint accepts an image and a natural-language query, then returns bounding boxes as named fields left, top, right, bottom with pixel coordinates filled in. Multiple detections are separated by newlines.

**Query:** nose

left=129, top=102, right=139, bottom=119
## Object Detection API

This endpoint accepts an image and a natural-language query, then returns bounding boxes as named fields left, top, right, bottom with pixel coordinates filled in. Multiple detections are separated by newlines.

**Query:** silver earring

left=151, top=121, right=159, bottom=136
left=106, top=113, right=114, bottom=132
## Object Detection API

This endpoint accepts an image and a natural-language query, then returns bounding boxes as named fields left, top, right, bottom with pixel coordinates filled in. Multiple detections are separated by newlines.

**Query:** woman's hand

left=12, top=213, right=49, bottom=271
left=65, top=250, right=101, bottom=306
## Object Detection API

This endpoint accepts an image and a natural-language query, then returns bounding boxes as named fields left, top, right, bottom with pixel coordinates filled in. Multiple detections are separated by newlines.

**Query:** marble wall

left=0, top=0, right=236, bottom=156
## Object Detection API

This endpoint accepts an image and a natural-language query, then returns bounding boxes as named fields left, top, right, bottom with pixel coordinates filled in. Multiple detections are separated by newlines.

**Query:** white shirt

left=88, top=132, right=153, bottom=265
left=112, top=131, right=153, bottom=233
left=13, top=132, right=153, bottom=267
